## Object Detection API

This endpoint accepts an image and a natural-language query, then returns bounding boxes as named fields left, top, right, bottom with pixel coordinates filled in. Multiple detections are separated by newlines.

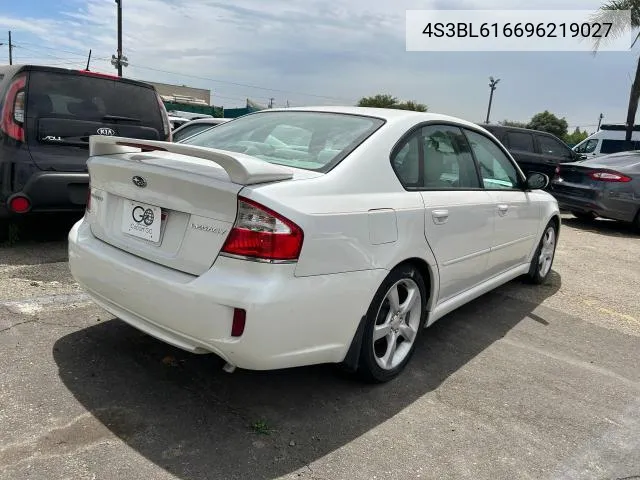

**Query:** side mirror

left=526, top=172, right=549, bottom=190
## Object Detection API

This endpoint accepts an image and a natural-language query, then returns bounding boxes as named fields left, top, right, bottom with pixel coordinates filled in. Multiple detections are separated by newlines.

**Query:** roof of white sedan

left=265, top=105, right=482, bottom=129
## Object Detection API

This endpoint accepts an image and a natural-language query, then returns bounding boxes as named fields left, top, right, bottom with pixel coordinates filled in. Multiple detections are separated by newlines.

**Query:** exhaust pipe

left=223, top=362, right=236, bottom=373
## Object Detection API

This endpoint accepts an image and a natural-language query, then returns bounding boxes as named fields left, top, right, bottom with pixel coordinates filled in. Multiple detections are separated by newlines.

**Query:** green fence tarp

left=163, top=102, right=264, bottom=119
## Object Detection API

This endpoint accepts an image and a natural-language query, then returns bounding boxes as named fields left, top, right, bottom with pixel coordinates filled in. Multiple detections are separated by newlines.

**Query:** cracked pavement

left=0, top=214, right=639, bottom=480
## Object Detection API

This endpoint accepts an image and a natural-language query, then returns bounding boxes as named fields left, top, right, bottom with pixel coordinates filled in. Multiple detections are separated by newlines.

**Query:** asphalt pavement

left=0, top=214, right=638, bottom=480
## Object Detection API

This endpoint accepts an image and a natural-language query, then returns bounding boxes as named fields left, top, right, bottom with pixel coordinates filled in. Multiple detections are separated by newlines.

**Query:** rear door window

left=600, top=139, right=640, bottom=154
left=505, top=131, right=535, bottom=152
left=537, top=135, right=571, bottom=157
left=26, top=71, right=163, bottom=132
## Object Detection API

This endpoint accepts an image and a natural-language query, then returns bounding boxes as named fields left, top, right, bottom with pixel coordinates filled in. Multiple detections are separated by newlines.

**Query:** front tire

left=526, top=222, right=558, bottom=285
left=357, top=264, right=427, bottom=383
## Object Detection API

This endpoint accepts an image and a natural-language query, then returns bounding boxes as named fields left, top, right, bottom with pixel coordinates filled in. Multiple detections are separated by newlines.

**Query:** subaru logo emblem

left=97, top=127, right=116, bottom=136
left=132, top=176, right=147, bottom=188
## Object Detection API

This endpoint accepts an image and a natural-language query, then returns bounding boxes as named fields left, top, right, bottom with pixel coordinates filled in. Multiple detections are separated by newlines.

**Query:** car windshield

left=181, top=111, right=385, bottom=172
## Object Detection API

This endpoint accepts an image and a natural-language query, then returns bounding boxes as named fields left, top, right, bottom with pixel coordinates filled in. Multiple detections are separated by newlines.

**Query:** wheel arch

left=340, top=255, right=438, bottom=373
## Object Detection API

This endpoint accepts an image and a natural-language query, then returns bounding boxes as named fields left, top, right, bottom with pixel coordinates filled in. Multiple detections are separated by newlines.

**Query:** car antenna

left=86, top=49, right=92, bottom=71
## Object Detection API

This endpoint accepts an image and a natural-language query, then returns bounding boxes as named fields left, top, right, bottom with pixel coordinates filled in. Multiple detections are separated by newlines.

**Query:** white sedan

left=68, top=106, right=560, bottom=383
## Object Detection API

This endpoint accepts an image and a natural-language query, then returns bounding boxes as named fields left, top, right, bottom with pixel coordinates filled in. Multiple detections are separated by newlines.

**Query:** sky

left=0, top=0, right=638, bottom=132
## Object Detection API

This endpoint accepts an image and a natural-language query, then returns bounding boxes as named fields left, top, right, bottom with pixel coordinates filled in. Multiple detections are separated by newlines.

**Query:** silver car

left=551, top=151, right=640, bottom=230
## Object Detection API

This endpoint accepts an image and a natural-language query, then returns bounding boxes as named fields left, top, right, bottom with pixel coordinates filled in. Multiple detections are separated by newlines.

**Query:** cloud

left=2, top=0, right=631, bottom=128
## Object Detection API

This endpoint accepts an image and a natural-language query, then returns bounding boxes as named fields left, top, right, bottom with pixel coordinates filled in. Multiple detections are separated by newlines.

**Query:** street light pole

left=485, top=76, right=500, bottom=123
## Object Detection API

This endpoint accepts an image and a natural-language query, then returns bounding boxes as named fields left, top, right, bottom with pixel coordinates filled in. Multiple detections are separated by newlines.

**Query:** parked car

left=478, top=124, right=582, bottom=182
left=68, top=107, right=560, bottom=383
left=0, top=65, right=171, bottom=224
left=172, top=117, right=231, bottom=142
left=168, top=115, right=190, bottom=130
left=551, top=151, right=640, bottom=229
left=572, top=123, right=640, bottom=159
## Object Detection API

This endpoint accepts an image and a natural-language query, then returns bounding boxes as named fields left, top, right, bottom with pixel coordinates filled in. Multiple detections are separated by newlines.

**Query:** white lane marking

left=1, top=293, right=92, bottom=315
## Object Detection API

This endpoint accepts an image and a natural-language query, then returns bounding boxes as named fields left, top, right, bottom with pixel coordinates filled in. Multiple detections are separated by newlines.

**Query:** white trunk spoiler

left=89, top=135, right=294, bottom=185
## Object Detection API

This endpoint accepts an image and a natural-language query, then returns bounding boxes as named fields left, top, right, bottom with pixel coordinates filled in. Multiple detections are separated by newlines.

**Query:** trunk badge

left=132, top=176, right=147, bottom=188
left=97, top=128, right=116, bottom=136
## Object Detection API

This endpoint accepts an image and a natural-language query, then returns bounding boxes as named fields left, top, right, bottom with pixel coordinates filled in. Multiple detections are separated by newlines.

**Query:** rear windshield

left=181, top=111, right=385, bottom=172
left=26, top=71, right=163, bottom=130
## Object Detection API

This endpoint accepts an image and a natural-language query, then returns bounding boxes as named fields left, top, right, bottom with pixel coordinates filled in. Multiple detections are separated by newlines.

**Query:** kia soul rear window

left=26, top=71, right=163, bottom=132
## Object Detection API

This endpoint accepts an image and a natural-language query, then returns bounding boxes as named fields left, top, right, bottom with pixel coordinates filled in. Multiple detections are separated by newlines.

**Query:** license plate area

left=121, top=199, right=165, bottom=243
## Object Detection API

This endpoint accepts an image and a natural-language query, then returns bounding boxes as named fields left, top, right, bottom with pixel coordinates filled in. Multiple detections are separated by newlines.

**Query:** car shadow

left=0, top=214, right=80, bottom=266
left=561, top=215, right=639, bottom=239
left=53, top=273, right=561, bottom=480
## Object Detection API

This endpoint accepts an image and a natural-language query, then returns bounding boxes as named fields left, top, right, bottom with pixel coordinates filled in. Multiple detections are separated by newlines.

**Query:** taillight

left=221, top=197, right=304, bottom=262
left=588, top=170, right=632, bottom=182
left=156, top=92, right=172, bottom=141
left=1, top=75, right=27, bottom=142
left=77, top=69, right=120, bottom=80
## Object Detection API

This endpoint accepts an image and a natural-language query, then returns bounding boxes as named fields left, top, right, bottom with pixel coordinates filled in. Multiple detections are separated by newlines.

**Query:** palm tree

left=592, top=1, right=640, bottom=144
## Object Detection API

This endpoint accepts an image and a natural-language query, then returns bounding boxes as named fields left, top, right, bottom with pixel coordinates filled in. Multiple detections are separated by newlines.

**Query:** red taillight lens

left=8, top=195, right=30, bottom=213
left=588, top=170, right=632, bottom=182
left=1, top=75, right=27, bottom=142
left=221, top=197, right=304, bottom=262
left=231, top=308, right=246, bottom=337
left=77, top=69, right=120, bottom=80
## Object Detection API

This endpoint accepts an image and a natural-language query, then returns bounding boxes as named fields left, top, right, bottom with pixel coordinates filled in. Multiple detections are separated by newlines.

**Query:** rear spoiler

left=89, top=135, right=294, bottom=185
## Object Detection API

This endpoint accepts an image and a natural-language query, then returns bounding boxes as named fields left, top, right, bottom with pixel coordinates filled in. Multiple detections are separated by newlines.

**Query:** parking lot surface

left=1, top=214, right=639, bottom=480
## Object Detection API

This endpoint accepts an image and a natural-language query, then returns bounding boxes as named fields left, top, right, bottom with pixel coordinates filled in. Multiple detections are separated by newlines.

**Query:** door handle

left=432, top=209, right=449, bottom=224
left=497, top=204, right=509, bottom=216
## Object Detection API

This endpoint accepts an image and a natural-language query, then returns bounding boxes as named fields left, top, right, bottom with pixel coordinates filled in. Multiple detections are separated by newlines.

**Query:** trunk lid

left=86, top=136, right=310, bottom=275
left=25, top=69, right=167, bottom=172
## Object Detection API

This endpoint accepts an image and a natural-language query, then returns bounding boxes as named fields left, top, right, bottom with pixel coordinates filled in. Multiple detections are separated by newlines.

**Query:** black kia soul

left=0, top=65, right=171, bottom=223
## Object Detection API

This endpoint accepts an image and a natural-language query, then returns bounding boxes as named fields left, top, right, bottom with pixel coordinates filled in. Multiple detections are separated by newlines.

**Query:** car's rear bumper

left=68, top=218, right=385, bottom=371
left=3, top=171, right=88, bottom=216
left=550, top=183, right=634, bottom=222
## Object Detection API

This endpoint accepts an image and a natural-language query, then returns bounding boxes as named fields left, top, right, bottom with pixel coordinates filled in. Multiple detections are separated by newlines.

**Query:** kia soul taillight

left=221, top=197, right=304, bottom=262
left=0, top=75, right=27, bottom=142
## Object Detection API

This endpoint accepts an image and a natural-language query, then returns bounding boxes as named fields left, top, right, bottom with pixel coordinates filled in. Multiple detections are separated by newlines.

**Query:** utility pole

left=110, top=0, right=128, bottom=75
left=597, top=113, right=604, bottom=130
left=116, top=0, right=122, bottom=76
left=485, top=76, right=500, bottom=123
left=8, top=31, right=13, bottom=65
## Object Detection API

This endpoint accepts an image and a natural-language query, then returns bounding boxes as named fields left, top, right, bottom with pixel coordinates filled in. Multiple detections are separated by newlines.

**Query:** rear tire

left=572, top=211, right=596, bottom=221
left=633, top=209, right=640, bottom=233
left=526, top=222, right=558, bottom=285
left=356, top=264, right=427, bottom=383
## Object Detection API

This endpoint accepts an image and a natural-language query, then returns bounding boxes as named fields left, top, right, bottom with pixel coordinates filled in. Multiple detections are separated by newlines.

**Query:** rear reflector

left=8, top=195, right=30, bottom=214
left=588, top=171, right=632, bottom=182
left=231, top=308, right=246, bottom=337
left=221, top=197, right=304, bottom=262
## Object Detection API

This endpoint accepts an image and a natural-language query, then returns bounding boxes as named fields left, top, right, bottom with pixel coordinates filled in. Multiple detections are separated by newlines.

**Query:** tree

left=499, top=119, right=529, bottom=128
left=527, top=110, right=569, bottom=139
left=591, top=1, right=640, bottom=144
left=564, top=127, right=589, bottom=146
left=357, top=94, right=428, bottom=112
